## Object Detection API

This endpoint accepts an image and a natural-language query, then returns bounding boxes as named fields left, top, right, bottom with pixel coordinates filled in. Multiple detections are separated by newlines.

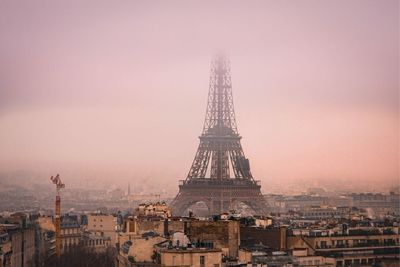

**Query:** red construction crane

left=50, top=174, right=65, bottom=257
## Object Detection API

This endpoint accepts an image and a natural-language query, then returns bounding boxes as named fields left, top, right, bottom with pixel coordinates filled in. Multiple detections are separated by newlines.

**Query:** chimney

left=164, top=219, right=169, bottom=237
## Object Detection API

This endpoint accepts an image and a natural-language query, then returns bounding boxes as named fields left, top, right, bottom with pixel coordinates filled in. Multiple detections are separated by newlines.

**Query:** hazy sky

left=0, top=0, right=398, bottom=193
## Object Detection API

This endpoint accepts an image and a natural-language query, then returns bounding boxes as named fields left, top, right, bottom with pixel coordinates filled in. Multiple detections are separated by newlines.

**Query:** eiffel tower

left=171, top=55, right=268, bottom=216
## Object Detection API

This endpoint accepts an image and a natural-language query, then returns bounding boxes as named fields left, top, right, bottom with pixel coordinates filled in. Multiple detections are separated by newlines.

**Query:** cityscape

left=0, top=1, right=399, bottom=267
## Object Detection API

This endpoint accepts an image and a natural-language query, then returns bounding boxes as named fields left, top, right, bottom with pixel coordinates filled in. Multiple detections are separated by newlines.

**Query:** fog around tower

left=0, top=0, right=398, bottom=194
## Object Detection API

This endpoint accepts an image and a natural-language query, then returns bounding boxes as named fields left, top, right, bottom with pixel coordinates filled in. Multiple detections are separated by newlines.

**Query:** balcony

left=315, top=242, right=399, bottom=251
left=180, top=178, right=261, bottom=188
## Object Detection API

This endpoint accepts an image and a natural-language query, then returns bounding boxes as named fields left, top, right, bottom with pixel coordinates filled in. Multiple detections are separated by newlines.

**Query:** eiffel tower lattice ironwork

left=171, top=55, right=268, bottom=216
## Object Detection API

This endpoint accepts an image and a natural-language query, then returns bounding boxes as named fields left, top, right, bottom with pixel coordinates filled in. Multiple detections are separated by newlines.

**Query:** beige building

left=86, top=214, right=117, bottom=245
left=160, top=248, right=222, bottom=267
left=137, top=202, right=172, bottom=218
left=129, top=236, right=166, bottom=262
left=254, top=216, right=273, bottom=228
left=188, top=220, right=240, bottom=259
left=118, top=235, right=166, bottom=266
left=82, top=232, right=111, bottom=252
left=292, top=249, right=335, bottom=266
left=238, top=249, right=252, bottom=264
left=120, top=216, right=186, bottom=239
left=287, top=230, right=400, bottom=266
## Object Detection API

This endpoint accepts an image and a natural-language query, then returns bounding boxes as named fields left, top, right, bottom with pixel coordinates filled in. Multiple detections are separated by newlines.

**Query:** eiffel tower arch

left=170, top=55, right=269, bottom=216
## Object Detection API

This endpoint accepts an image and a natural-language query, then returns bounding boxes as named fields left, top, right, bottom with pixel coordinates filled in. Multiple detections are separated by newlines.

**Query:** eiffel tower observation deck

left=170, top=54, right=269, bottom=216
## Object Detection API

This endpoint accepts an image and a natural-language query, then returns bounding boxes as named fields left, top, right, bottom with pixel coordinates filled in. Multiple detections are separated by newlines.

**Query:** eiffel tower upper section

left=186, top=54, right=253, bottom=181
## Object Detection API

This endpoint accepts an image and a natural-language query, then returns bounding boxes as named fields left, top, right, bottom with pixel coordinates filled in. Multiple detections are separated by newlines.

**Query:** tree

left=44, top=245, right=116, bottom=267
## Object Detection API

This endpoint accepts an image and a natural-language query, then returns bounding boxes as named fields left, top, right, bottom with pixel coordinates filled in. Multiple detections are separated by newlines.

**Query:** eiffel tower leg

left=170, top=192, right=213, bottom=216
left=243, top=196, right=269, bottom=215
left=228, top=194, right=269, bottom=215
left=170, top=194, right=192, bottom=216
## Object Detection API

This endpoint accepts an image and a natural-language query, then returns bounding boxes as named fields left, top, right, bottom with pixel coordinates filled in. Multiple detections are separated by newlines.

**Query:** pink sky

left=0, top=1, right=398, bottom=193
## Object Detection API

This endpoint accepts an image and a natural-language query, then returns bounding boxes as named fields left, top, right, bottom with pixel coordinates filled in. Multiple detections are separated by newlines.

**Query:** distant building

left=254, top=215, right=273, bottom=228
left=300, top=206, right=342, bottom=220
left=287, top=225, right=400, bottom=266
left=283, top=195, right=327, bottom=212
left=137, top=202, right=172, bottom=219
left=108, top=188, right=125, bottom=200
left=351, top=192, right=400, bottom=216
left=307, top=188, right=327, bottom=196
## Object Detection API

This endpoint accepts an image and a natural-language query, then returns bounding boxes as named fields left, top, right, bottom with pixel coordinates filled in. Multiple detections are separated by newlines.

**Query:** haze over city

left=0, top=0, right=398, bottom=194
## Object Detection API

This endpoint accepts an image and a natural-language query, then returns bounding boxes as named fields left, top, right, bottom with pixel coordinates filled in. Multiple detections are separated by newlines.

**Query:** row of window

left=60, top=238, right=109, bottom=248
left=61, top=228, right=79, bottom=234
left=336, top=258, right=374, bottom=267
left=299, top=259, right=321, bottom=266
left=60, top=237, right=79, bottom=249
left=83, top=239, right=109, bottom=246
left=170, top=255, right=219, bottom=267
left=317, top=238, right=399, bottom=249
left=304, top=212, right=341, bottom=216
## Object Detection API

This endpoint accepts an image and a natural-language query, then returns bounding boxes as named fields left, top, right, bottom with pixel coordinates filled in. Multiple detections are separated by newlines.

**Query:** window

left=200, top=255, right=205, bottom=267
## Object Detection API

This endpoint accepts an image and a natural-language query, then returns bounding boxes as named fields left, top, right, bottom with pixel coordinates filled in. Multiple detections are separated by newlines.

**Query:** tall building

left=60, top=215, right=81, bottom=253
left=0, top=223, right=35, bottom=267
left=171, top=55, right=268, bottom=216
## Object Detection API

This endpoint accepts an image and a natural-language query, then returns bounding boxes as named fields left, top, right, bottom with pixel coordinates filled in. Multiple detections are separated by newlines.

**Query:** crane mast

left=50, top=174, right=65, bottom=258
